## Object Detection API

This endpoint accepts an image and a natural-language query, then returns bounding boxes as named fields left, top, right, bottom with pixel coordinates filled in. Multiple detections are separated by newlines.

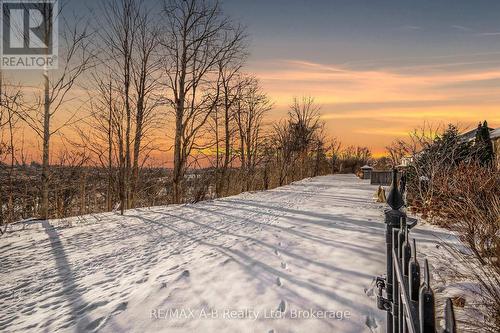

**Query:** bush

left=405, top=123, right=500, bottom=331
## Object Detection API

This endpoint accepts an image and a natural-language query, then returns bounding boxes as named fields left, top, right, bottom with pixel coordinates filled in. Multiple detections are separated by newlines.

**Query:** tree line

left=0, top=0, right=374, bottom=227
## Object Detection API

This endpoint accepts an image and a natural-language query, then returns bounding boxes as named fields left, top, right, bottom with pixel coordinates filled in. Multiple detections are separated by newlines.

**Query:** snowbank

left=0, top=174, right=464, bottom=332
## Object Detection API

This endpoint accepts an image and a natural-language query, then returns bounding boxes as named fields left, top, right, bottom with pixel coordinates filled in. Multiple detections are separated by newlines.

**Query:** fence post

left=403, top=229, right=412, bottom=277
left=378, top=169, right=457, bottom=333
left=402, top=226, right=412, bottom=333
left=398, top=217, right=407, bottom=261
left=419, top=259, right=436, bottom=333
left=397, top=217, right=406, bottom=333
left=393, top=228, right=400, bottom=333
left=385, top=168, right=405, bottom=333
left=409, top=239, right=420, bottom=302
left=442, top=298, right=456, bottom=333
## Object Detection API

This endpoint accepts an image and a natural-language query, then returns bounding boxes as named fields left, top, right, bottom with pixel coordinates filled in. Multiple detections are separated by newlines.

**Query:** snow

left=0, top=174, right=465, bottom=332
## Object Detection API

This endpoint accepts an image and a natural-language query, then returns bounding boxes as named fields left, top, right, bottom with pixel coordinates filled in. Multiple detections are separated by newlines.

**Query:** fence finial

left=387, top=168, right=404, bottom=210
left=409, top=238, right=420, bottom=302
left=424, top=258, right=430, bottom=287
left=443, top=298, right=456, bottom=333
left=419, top=259, right=436, bottom=333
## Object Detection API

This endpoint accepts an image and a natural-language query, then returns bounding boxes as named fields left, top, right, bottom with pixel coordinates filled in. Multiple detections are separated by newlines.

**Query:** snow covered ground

left=0, top=174, right=462, bottom=333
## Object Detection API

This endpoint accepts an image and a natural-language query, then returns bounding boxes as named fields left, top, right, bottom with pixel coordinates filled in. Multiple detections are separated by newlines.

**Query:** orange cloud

left=5, top=56, right=500, bottom=165
left=249, top=58, right=500, bottom=155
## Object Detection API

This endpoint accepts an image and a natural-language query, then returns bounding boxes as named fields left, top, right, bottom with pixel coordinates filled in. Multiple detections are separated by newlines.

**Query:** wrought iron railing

left=376, top=169, right=457, bottom=333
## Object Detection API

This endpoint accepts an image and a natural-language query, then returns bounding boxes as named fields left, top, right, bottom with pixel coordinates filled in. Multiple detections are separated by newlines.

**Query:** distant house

left=360, top=165, right=373, bottom=179
left=398, top=126, right=500, bottom=168
left=490, top=128, right=500, bottom=167
left=459, top=126, right=500, bottom=167
left=400, top=156, right=414, bottom=167
left=459, top=126, right=494, bottom=143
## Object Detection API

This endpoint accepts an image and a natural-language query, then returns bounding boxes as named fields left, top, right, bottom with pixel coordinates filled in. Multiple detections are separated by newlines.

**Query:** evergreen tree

left=475, top=121, right=494, bottom=166
left=414, top=124, right=473, bottom=181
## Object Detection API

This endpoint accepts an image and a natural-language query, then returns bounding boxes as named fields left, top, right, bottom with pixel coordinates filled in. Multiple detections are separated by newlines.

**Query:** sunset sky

left=6, top=0, right=500, bottom=163
left=223, top=0, right=500, bottom=155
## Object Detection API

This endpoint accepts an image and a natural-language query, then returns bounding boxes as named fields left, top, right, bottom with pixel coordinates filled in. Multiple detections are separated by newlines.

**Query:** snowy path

left=0, top=175, right=457, bottom=333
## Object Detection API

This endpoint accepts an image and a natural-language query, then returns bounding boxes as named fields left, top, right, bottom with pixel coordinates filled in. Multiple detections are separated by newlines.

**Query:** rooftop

left=460, top=127, right=498, bottom=142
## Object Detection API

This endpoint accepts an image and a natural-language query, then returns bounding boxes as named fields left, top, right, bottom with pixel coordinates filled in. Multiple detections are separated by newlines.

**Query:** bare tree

left=312, top=124, right=327, bottom=177
left=213, top=27, right=247, bottom=196
left=161, top=0, right=246, bottom=203
left=98, top=0, right=140, bottom=214
left=130, top=4, right=162, bottom=207
left=273, top=119, right=294, bottom=186
left=75, top=74, right=117, bottom=212
left=386, top=138, right=415, bottom=167
left=0, top=74, right=23, bottom=232
left=233, top=76, right=272, bottom=191
left=96, top=0, right=161, bottom=213
left=288, top=96, right=322, bottom=179
left=272, top=97, right=323, bottom=185
left=16, top=10, right=94, bottom=219
left=338, top=145, right=372, bottom=173
left=0, top=73, right=5, bottom=232
left=328, top=137, right=342, bottom=173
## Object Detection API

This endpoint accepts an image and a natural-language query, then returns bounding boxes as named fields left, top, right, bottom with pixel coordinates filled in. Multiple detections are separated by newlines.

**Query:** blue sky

left=222, top=0, right=500, bottom=65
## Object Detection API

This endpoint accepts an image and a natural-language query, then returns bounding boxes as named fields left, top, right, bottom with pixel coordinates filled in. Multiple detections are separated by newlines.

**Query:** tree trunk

left=314, top=143, right=321, bottom=177
left=131, top=95, right=144, bottom=207
left=41, top=69, right=50, bottom=219
left=107, top=81, right=113, bottom=212
left=0, top=72, right=3, bottom=229
left=80, top=175, right=86, bottom=215
left=124, top=65, right=131, bottom=210
left=239, top=134, right=246, bottom=192
left=214, top=107, right=221, bottom=197
left=222, top=91, right=230, bottom=194
left=173, top=98, right=184, bottom=204
left=118, top=126, right=125, bottom=215
left=172, top=44, right=187, bottom=204
left=245, top=132, right=252, bottom=191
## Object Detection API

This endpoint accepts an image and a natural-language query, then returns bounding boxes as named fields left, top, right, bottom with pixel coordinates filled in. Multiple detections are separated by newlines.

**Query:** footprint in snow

left=84, top=302, right=129, bottom=332
left=280, top=262, right=287, bottom=269
left=178, top=270, right=190, bottom=279
left=135, top=276, right=149, bottom=284
left=364, top=277, right=376, bottom=297
left=111, top=301, right=128, bottom=316
left=221, top=258, right=233, bottom=266
left=274, top=249, right=280, bottom=256
left=276, top=277, right=283, bottom=287
left=85, top=317, right=105, bottom=332
left=277, top=300, right=286, bottom=313
left=365, top=314, right=379, bottom=333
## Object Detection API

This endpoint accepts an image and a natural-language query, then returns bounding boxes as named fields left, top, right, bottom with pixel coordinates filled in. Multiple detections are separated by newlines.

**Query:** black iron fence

left=376, top=169, right=457, bottom=333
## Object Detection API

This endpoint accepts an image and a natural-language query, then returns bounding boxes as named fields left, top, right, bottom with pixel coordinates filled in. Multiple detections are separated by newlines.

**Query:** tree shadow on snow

left=41, top=221, right=95, bottom=332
